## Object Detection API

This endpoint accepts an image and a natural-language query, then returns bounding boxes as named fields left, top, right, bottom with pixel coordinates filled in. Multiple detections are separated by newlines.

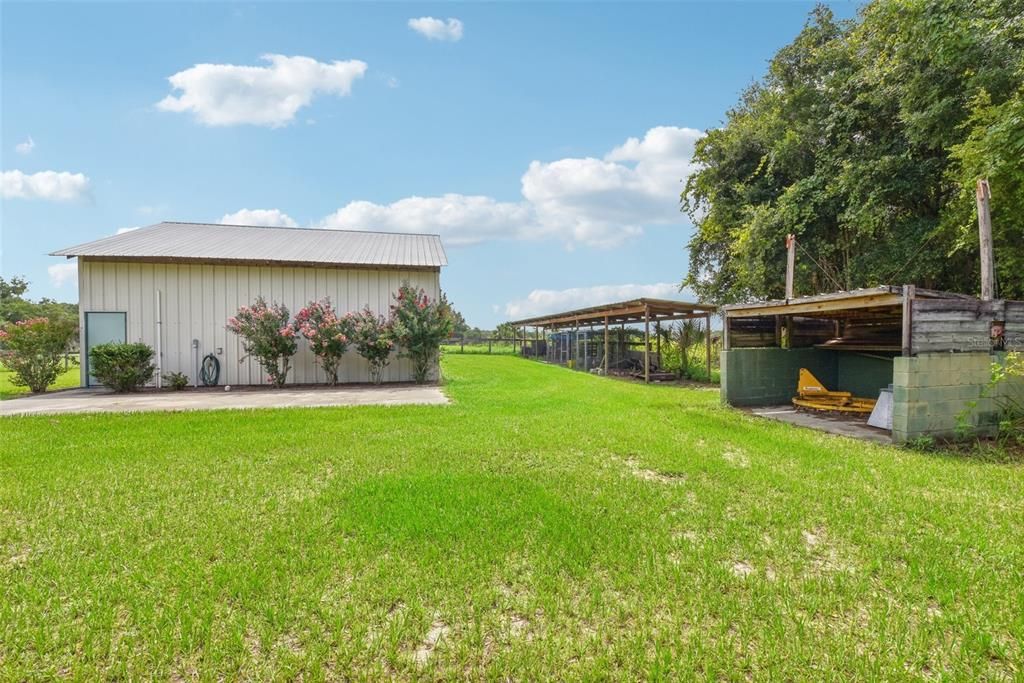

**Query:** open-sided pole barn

left=509, top=298, right=717, bottom=383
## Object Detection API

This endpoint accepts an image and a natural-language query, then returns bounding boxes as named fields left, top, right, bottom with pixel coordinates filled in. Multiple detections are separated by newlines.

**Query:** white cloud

left=117, top=226, right=140, bottom=234
left=1, top=170, right=90, bottom=201
left=314, top=125, right=702, bottom=248
left=15, top=136, right=34, bottom=155
left=408, top=17, right=464, bottom=41
left=505, top=283, right=687, bottom=320
left=48, top=262, right=78, bottom=289
left=319, top=194, right=531, bottom=245
left=521, top=126, right=703, bottom=247
left=157, top=54, right=367, bottom=127
left=221, top=208, right=298, bottom=228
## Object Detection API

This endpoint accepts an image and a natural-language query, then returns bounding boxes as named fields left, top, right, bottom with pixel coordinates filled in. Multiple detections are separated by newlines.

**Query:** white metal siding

left=77, top=258, right=441, bottom=386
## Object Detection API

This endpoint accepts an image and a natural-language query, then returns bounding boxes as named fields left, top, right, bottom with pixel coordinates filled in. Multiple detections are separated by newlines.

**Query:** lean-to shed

left=720, top=286, right=1024, bottom=442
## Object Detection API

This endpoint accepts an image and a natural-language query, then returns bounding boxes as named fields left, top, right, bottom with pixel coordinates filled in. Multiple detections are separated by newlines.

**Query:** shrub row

left=227, top=283, right=452, bottom=387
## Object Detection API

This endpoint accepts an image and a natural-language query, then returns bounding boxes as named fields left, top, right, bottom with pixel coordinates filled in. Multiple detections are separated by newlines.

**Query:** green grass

left=0, top=360, right=79, bottom=400
left=1, top=356, right=1022, bottom=679
left=441, top=342, right=518, bottom=355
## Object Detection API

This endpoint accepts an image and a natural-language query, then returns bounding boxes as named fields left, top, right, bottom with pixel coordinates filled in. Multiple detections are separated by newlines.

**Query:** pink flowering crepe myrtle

left=226, top=297, right=297, bottom=388
left=351, top=306, right=395, bottom=384
left=0, top=316, right=77, bottom=393
left=390, top=283, right=453, bottom=384
left=292, top=298, right=353, bottom=385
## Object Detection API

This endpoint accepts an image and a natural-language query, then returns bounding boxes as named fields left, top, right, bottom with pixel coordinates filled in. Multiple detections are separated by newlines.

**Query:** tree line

left=683, top=0, right=1023, bottom=303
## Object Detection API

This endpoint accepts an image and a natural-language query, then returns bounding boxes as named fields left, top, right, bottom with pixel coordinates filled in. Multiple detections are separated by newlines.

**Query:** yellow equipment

left=791, top=368, right=876, bottom=414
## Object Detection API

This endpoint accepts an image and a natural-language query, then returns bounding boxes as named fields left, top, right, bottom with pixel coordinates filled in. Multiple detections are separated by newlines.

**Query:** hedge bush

left=90, top=342, right=156, bottom=392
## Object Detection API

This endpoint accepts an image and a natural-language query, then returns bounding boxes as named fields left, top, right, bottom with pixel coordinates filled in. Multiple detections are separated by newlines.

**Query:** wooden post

left=705, top=313, right=712, bottom=381
left=976, top=179, right=995, bottom=301
left=655, top=320, right=661, bottom=370
left=901, top=284, right=916, bottom=356
left=774, top=315, right=782, bottom=347
left=723, top=314, right=730, bottom=351
left=603, top=315, right=609, bottom=375
left=679, top=320, right=687, bottom=377
left=534, top=326, right=540, bottom=359
left=643, top=305, right=650, bottom=383
left=785, top=233, right=796, bottom=301
left=488, top=338, right=492, bottom=354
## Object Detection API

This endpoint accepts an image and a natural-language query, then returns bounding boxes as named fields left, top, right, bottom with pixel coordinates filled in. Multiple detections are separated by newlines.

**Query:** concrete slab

left=747, top=405, right=892, bottom=445
left=0, top=384, right=449, bottom=417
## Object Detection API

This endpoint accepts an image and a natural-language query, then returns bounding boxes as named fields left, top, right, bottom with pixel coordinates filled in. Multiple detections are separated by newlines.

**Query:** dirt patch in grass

left=413, top=619, right=450, bottom=666
left=730, top=560, right=755, bottom=578
left=722, top=446, right=750, bottom=468
left=623, top=458, right=686, bottom=484
left=802, top=526, right=857, bottom=575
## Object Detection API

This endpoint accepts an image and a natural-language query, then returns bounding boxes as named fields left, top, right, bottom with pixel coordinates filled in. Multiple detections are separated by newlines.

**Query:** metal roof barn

left=52, top=222, right=447, bottom=389
left=52, top=221, right=447, bottom=269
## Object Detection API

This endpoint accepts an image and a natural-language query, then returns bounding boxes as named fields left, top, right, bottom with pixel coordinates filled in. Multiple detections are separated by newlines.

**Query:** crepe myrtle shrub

left=351, top=306, right=395, bottom=384
left=390, top=284, right=453, bottom=384
left=0, top=316, right=76, bottom=393
left=293, top=298, right=354, bottom=385
left=90, top=342, right=156, bottom=392
left=226, top=297, right=297, bottom=388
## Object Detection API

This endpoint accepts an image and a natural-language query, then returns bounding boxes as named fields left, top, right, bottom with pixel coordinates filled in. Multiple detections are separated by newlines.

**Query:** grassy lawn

left=0, top=361, right=79, bottom=400
left=441, top=342, right=518, bottom=355
left=1, top=355, right=1021, bottom=679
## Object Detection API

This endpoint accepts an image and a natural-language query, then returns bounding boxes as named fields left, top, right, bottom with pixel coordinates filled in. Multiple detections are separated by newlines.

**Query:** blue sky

left=2, top=1, right=858, bottom=328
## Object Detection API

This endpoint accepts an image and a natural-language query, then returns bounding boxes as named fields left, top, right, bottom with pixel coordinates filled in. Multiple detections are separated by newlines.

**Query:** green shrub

left=0, top=317, right=76, bottom=393
left=390, top=284, right=453, bottom=384
left=91, top=342, right=156, bottom=392
left=163, top=371, right=189, bottom=391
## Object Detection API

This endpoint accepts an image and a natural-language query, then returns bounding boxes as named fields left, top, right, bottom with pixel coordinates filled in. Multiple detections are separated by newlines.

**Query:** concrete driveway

left=0, top=384, right=449, bottom=417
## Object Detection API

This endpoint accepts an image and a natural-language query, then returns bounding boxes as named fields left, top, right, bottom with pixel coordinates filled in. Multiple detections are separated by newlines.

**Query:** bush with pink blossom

left=390, top=283, right=453, bottom=384
left=226, top=297, right=297, bottom=388
left=350, top=306, right=395, bottom=384
left=0, top=316, right=77, bottom=393
left=293, top=298, right=353, bottom=385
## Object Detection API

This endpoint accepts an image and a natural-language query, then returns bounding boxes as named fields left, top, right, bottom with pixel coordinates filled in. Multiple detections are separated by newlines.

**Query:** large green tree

left=683, top=1, right=1024, bottom=303
left=0, top=276, right=78, bottom=327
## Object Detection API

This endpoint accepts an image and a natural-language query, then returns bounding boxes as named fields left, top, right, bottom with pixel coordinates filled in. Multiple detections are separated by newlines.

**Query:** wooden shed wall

left=911, top=299, right=1024, bottom=354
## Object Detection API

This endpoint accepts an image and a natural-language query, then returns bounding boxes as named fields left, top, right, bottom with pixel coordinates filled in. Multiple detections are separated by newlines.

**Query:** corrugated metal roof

left=51, top=222, right=448, bottom=268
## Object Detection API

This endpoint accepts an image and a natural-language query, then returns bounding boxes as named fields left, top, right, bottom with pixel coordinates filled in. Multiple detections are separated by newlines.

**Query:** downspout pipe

left=156, top=290, right=163, bottom=389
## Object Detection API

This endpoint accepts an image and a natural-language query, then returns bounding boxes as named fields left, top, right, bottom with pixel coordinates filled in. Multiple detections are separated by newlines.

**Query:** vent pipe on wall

left=156, top=290, right=163, bottom=389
